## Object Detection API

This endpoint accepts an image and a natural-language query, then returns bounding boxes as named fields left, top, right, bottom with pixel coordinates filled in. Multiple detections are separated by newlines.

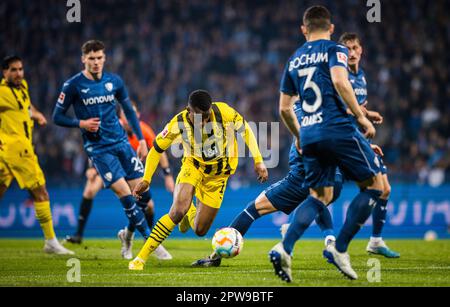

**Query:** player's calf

left=191, top=201, right=219, bottom=237
left=169, top=184, right=195, bottom=224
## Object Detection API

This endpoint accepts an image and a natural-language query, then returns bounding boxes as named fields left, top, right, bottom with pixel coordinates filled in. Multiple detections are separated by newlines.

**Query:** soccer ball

left=212, top=227, right=244, bottom=258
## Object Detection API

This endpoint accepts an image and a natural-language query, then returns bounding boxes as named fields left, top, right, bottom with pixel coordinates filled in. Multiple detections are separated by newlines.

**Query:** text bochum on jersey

left=281, top=40, right=355, bottom=146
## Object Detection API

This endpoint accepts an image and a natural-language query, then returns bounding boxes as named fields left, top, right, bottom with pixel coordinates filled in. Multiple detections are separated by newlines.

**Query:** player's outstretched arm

left=331, top=66, right=376, bottom=138
left=132, top=146, right=163, bottom=199
left=237, top=115, right=268, bottom=183
left=134, top=117, right=180, bottom=196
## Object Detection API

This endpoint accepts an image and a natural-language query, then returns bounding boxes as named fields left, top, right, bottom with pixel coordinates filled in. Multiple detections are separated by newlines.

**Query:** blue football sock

left=336, top=189, right=382, bottom=253
left=372, top=198, right=388, bottom=237
left=314, top=180, right=341, bottom=238
left=120, top=195, right=150, bottom=239
left=315, top=207, right=334, bottom=238
left=283, top=196, right=327, bottom=255
left=229, top=201, right=260, bottom=236
left=332, top=180, right=343, bottom=203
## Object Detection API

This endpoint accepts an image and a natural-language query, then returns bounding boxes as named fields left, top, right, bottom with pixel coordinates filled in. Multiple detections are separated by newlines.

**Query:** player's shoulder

left=0, top=78, right=8, bottom=91
left=21, top=79, right=29, bottom=90
left=213, top=102, right=235, bottom=112
left=103, top=72, right=124, bottom=85
left=213, top=102, right=237, bottom=118
left=62, top=72, right=84, bottom=89
left=169, top=109, right=188, bottom=124
left=331, top=41, right=349, bottom=53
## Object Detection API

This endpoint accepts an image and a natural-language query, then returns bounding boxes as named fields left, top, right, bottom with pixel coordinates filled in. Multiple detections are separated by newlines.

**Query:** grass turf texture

left=0, top=239, right=449, bottom=286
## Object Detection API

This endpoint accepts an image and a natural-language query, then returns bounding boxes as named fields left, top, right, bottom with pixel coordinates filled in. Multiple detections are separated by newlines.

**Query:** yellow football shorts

left=0, top=142, right=46, bottom=190
left=176, top=158, right=230, bottom=209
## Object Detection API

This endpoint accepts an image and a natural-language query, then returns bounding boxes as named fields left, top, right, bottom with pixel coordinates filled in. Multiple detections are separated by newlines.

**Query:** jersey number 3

left=298, top=67, right=322, bottom=113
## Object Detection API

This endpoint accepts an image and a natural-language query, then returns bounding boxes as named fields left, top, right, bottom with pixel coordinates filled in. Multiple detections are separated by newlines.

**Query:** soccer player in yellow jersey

left=0, top=55, right=73, bottom=255
left=128, top=90, right=268, bottom=270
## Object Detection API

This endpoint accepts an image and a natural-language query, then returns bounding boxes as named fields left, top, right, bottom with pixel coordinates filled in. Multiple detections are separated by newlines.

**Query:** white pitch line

left=2, top=266, right=450, bottom=280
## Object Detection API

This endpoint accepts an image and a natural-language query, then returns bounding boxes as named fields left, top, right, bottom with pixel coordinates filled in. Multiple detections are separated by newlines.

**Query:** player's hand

left=85, top=167, right=98, bottom=181
left=295, top=137, right=302, bottom=155
left=370, top=144, right=384, bottom=157
left=80, top=118, right=101, bottom=132
left=164, top=175, right=175, bottom=193
left=367, top=111, right=383, bottom=125
left=136, top=140, right=148, bottom=161
left=255, top=162, right=268, bottom=183
left=357, top=116, right=376, bottom=139
left=132, top=180, right=150, bottom=200
left=33, top=111, right=47, bottom=126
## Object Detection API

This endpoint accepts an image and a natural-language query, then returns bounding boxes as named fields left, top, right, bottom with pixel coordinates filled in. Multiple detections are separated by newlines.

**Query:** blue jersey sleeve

left=280, top=61, right=298, bottom=96
left=52, top=81, right=80, bottom=128
left=114, top=75, right=144, bottom=140
left=328, top=44, right=349, bottom=69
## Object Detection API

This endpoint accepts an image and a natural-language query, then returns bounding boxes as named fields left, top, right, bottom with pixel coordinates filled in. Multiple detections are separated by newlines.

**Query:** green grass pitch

left=0, top=239, right=449, bottom=286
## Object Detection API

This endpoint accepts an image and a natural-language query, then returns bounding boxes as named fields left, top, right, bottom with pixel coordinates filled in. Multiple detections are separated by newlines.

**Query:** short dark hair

left=339, top=32, right=362, bottom=46
left=188, top=90, right=212, bottom=112
left=81, top=40, right=105, bottom=55
left=2, top=55, right=22, bottom=70
left=303, top=5, right=332, bottom=32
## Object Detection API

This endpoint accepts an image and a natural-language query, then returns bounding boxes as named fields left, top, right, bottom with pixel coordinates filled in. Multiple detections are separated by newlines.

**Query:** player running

left=191, top=97, right=343, bottom=268
left=268, top=6, right=384, bottom=282
left=52, top=40, right=152, bottom=259
left=64, top=102, right=175, bottom=260
left=128, top=89, right=269, bottom=270
left=0, top=55, right=74, bottom=255
left=338, top=32, right=399, bottom=258
left=279, top=33, right=400, bottom=258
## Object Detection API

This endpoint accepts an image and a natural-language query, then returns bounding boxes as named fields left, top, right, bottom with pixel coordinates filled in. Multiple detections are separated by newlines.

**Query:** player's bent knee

left=254, top=193, right=277, bottom=216
left=359, top=173, right=383, bottom=193
left=169, top=202, right=190, bottom=224
left=310, top=189, right=334, bottom=206
left=31, top=186, right=49, bottom=202
left=371, top=174, right=384, bottom=192
left=83, top=188, right=97, bottom=199
left=194, top=225, right=210, bottom=237
left=382, top=183, right=391, bottom=199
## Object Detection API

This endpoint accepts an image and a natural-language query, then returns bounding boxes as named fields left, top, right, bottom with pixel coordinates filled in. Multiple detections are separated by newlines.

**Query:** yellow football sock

left=34, top=201, right=56, bottom=240
left=137, top=214, right=175, bottom=262
left=187, top=203, right=197, bottom=229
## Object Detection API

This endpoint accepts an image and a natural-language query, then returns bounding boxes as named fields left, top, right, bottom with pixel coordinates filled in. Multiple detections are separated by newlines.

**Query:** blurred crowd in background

left=1, top=0, right=449, bottom=187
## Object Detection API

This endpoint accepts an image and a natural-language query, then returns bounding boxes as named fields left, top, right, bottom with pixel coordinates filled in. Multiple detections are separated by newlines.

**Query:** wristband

left=162, top=167, right=171, bottom=176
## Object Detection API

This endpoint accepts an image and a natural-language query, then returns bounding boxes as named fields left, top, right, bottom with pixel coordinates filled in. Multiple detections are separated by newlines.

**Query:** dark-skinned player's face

left=82, top=50, right=106, bottom=76
left=187, top=105, right=211, bottom=127
left=3, top=61, right=24, bottom=87
left=344, top=40, right=363, bottom=67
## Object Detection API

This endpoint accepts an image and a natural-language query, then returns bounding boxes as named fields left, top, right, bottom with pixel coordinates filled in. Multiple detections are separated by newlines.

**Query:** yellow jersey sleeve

left=143, top=114, right=182, bottom=183
left=216, top=103, right=264, bottom=165
left=152, top=113, right=183, bottom=153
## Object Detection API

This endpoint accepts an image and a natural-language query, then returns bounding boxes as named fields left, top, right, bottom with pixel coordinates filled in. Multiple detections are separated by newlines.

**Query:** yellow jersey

left=0, top=78, right=34, bottom=148
left=144, top=102, right=263, bottom=182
